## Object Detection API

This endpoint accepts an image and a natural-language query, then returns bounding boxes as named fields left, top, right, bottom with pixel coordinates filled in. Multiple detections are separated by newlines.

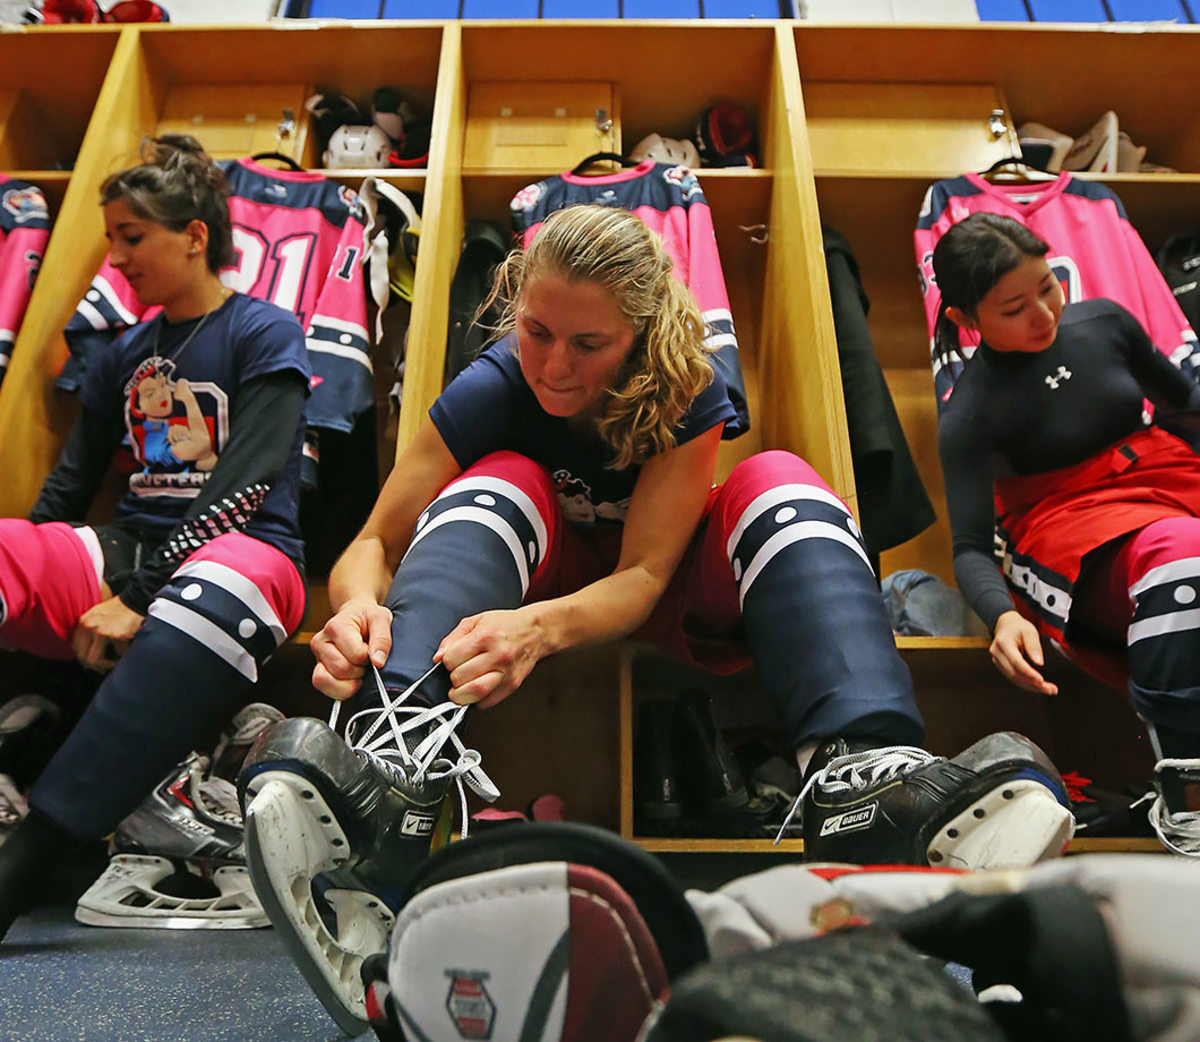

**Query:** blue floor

left=1, top=904, right=368, bottom=1042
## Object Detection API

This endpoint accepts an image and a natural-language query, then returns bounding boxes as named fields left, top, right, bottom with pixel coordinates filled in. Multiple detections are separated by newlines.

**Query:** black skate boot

left=74, top=703, right=285, bottom=931
left=238, top=664, right=498, bottom=1035
left=74, top=751, right=265, bottom=930
left=790, top=732, right=1073, bottom=869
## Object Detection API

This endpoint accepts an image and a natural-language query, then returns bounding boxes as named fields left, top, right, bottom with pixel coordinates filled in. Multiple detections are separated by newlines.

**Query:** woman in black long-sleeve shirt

left=0, top=135, right=311, bottom=938
left=933, top=212, right=1200, bottom=857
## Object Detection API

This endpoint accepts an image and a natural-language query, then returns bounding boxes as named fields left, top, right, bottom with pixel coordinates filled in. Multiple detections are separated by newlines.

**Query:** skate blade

left=244, top=773, right=393, bottom=1036
left=927, top=780, right=1074, bottom=870
left=75, top=855, right=269, bottom=930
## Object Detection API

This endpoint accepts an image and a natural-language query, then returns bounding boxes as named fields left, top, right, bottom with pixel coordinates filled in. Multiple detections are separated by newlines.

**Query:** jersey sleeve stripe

left=305, top=337, right=373, bottom=370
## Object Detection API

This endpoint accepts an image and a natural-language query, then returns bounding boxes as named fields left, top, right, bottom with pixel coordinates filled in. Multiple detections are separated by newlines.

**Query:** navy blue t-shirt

left=430, top=335, right=737, bottom=525
left=81, top=293, right=310, bottom=563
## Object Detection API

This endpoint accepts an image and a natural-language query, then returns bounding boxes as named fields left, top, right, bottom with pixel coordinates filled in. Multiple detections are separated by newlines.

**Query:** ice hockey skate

left=74, top=703, right=283, bottom=930
left=782, top=731, right=1073, bottom=869
left=1148, top=758, right=1200, bottom=857
left=239, top=663, right=498, bottom=1035
left=74, top=752, right=266, bottom=929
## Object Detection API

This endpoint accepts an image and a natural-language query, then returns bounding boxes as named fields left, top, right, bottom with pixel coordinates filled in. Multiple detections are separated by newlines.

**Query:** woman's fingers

left=990, top=624, right=1058, bottom=696
left=364, top=605, right=393, bottom=668
left=312, top=661, right=362, bottom=701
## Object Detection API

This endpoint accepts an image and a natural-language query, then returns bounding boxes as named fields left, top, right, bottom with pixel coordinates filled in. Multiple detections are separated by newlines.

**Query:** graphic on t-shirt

left=552, top=468, right=630, bottom=524
left=123, top=357, right=229, bottom=496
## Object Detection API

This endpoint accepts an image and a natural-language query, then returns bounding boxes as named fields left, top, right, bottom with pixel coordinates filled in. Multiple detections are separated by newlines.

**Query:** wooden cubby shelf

left=1, top=18, right=1186, bottom=861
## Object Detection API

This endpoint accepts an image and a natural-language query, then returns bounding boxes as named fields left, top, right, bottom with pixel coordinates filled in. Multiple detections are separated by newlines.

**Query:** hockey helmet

left=629, top=132, right=700, bottom=170
left=323, top=124, right=392, bottom=170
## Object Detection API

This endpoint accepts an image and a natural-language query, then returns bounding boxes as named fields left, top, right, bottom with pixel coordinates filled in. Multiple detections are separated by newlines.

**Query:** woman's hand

left=310, top=598, right=394, bottom=701
left=990, top=610, right=1059, bottom=696
left=73, top=594, right=143, bottom=672
left=436, top=607, right=547, bottom=710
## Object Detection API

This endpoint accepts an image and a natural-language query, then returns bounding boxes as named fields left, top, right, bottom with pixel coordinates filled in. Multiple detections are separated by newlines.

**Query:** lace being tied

left=774, top=745, right=937, bottom=845
left=330, top=662, right=500, bottom=838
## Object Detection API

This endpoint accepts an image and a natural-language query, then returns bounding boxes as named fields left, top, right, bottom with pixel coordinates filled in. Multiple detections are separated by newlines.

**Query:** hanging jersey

left=914, top=172, right=1199, bottom=407
left=62, top=158, right=371, bottom=434
left=431, top=335, right=737, bottom=526
left=509, top=159, right=749, bottom=439
left=81, top=293, right=310, bottom=563
left=0, top=176, right=51, bottom=387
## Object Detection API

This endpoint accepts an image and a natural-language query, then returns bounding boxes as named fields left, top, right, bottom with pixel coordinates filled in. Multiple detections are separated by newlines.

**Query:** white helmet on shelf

left=323, top=124, right=392, bottom=170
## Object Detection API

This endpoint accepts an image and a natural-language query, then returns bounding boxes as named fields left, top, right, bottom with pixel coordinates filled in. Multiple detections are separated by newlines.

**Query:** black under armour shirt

left=937, top=298, right=1200, bottom=629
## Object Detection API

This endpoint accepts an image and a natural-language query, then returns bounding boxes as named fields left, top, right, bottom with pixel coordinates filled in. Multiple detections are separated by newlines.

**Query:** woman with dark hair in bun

left=933, top=212, right=1200, bottom=857
left=0, top=134, right=311, bottom=938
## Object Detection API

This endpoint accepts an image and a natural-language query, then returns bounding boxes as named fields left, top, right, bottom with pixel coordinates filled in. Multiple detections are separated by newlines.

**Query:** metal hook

left=988, top=108, right=1008, bottom=141
left=277, top=107, right=296, bottom=141
left=738, top=223, right=769, bottom=245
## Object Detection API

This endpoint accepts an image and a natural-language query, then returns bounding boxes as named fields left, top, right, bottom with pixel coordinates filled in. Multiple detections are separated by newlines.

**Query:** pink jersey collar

left=963, top=171, right=1073, bottom=217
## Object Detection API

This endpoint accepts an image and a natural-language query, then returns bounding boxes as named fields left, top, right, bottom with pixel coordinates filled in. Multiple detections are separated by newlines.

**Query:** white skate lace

left=774, top=745, right=937, bottom=844
left=1148, top=759, right=1200, bottom=857
left=329, top=663, right=499, bottom=839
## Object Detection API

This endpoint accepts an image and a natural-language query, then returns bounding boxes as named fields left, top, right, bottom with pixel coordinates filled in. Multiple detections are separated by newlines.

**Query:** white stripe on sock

left=440, top=474, right=549, bottom=566
left=1128, top=607, right=1200, bottom=646
left=172, top=559, right=287, bottom=644
left=70, top=525, right=106, bottom=589
left=147, top=599, right=257, bottom=682
left=405, top=507, right=532, bottom=594
left=726, top=483, right=853, bottom=561
left=1129, top=556, right=1200, bottom=599
left=739, top=521, right=872, bottom=608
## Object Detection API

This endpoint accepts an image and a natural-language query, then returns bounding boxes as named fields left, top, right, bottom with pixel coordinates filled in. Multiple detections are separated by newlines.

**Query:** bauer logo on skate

left=445, top=970, right=496, bottom=1040
left=818, top=803, right=878, bottom=837
left=401, top=810, right=436, bottom=837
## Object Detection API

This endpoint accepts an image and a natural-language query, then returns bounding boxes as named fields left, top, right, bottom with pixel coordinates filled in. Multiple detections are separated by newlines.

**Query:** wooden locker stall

left=797, top=21, right=1200, bottom=828
left=0, top=26, right=122, bottom=511
left=400, top=22, right=849, bottom=841
left=0, top=19, right=1181, bottom=857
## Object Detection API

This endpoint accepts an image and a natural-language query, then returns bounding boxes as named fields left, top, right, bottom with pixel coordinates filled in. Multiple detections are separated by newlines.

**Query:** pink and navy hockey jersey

left=0, top=176, right=51, bottom=387
left=914, top=172, right=1198, bottom=407
left=62, top=158, right=371, bottom=434
left=510, top=160, right=749, bottom=438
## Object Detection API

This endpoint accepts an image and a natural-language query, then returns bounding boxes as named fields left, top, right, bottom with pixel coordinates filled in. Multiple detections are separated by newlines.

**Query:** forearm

left=327, top=535, right=398, bottom=611
left=523, top=564, right=667, bottom=657
left=952, top=548, right=1016, bottom=632
left=326, top=418, right=465, bottom=614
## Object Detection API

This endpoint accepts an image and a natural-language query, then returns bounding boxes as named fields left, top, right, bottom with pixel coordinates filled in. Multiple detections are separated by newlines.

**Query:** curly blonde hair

left=486, top=204, right=714, bottom=470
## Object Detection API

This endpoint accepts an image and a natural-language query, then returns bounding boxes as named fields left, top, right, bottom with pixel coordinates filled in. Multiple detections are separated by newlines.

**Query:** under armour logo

left=1045, top=365, right=1072, bottom=390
